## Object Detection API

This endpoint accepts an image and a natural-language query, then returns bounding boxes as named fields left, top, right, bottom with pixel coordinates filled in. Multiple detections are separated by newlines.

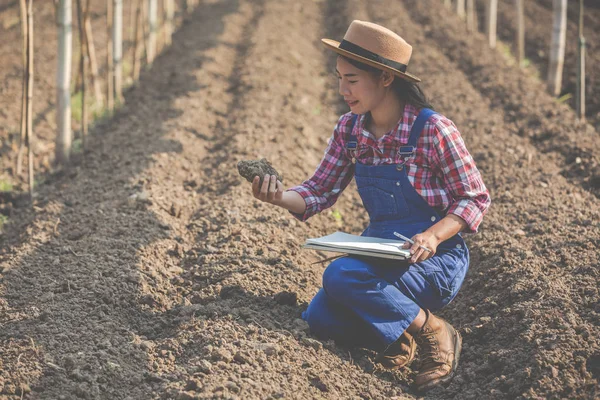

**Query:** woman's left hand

left=401, top=231, right=440, bottom=263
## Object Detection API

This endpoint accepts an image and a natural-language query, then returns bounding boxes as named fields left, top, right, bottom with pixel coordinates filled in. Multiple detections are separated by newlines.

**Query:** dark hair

left=342, top=56, right=434, bottom=110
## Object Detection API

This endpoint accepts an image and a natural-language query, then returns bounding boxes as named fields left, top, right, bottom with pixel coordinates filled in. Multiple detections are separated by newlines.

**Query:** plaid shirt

left=288, top=104, right=490, bottom=233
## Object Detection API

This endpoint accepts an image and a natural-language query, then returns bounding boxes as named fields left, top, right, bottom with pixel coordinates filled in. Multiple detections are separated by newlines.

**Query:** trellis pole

left=76, top=0, right=88, bottom=149
left=576, top=0, right=586, bottom=119
left=16, top=0, right=28, bottom=176
left=107, top=0, right=114, bottom=111
left=132, top=0, right=143, bottom=81
left=466, top=0, right=477, bottom=32
left=113, top=0, right=123, bottom=103
left=547, top=0, right=567, bottom=96
left=83, top=5, right=103, bottom=107
left=486, top=0, right=498, bottom=49
left=56, top=0, right=72, bottom=165
left=457, top=0, right=465, bottom=19
left=147, top=0, right=158, bottom=64
left=26, top=0, right=34, bottom=196
left=164, top=0, right=174, bottom=46
left=516, top=0, right=525, bottom=66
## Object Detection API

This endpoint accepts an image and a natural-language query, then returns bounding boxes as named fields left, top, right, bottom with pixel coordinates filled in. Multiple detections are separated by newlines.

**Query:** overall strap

left=397, top=108, right=436, bottom=163
left=346, top=114, right=359, bottom=162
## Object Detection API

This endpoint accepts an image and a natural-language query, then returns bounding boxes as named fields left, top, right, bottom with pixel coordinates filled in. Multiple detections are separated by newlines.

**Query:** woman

left=250, top=20, right=490, bottom=392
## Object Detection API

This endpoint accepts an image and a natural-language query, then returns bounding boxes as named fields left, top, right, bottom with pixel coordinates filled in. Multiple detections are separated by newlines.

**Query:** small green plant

left=0, top=180, right=13, bottom=192
left=557, top=93, right=572, bottom=103
left=329, top=209, right=343, bottom=227
left=0, top=215, right=8, bottom=232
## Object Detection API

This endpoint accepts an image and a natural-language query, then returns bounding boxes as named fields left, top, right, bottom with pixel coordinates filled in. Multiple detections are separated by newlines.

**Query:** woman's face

left=336, top=56, right=386, bottom=115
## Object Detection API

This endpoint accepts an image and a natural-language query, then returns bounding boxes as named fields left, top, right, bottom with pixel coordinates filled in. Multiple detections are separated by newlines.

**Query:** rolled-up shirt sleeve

left=287, top=116, right=355, bottom=221
left=431, top=119, right=491, bottom=233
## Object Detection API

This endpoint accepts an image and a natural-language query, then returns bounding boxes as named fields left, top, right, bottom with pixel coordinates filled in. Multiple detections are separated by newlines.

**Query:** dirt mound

left=1, top=0, right=598, bottom=399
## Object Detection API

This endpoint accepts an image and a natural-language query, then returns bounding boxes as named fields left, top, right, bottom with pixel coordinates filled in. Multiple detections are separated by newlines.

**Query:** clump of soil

left=237, top=158, right=284, bottom=186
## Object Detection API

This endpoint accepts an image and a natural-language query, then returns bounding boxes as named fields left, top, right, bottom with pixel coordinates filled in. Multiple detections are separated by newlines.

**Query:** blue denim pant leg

left=302, top=288, right=382, bottom=350
left=319, top=256, right=424, bottom=347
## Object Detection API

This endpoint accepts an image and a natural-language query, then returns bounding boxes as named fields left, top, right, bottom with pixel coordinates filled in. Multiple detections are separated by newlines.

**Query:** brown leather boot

left=376, top=331, right=417, bottom=370
left=413, top=310, right=462, bottom=392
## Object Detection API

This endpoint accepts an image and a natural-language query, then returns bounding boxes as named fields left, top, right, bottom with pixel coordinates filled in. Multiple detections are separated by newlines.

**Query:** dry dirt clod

left=237, top=158, right=284, bottom=186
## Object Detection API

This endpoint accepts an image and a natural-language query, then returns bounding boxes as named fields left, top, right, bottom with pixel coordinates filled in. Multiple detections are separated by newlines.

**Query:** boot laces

left=417, top=327, right=441, bottom=365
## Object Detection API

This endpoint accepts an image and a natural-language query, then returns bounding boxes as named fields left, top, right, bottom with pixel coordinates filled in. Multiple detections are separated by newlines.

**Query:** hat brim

left=321, top=38, right=421, bottom=83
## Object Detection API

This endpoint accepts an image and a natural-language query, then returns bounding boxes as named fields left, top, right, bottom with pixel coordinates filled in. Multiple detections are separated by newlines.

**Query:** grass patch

left=0, top=214, right=8, bottom=232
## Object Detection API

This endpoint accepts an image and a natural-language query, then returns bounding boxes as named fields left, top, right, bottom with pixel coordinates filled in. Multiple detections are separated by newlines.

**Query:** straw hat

left=322, top=20, right=420, bottom=83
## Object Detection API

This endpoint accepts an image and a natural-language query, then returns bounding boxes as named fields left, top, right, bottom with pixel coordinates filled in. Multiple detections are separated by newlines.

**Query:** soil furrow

left=0, top=1, right=254, bottom=398
left=493, top=0, right=600, bottom=128
left=362, top=1, right=600, bottom=398
left=402, top=1, right=600, bottom=201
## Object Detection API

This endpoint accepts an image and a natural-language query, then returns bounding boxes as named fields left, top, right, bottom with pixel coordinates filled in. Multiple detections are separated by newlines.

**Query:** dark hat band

left=339, top=40, right=408, bottom=73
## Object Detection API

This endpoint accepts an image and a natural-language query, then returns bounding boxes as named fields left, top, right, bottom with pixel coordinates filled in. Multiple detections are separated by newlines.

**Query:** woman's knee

left=322, top=257, right=369, bottom=298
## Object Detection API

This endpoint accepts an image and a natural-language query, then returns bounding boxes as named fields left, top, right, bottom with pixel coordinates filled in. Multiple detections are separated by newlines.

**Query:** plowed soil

left=1, top=0, right=599, bottom=399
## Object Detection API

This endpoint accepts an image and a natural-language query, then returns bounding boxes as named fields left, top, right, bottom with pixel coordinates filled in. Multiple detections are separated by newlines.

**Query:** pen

left=393, top=232, right=432, bottom=253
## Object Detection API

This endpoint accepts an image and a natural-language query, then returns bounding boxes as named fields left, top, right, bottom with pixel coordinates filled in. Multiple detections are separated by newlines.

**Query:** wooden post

left=107, top=0, right=114, bottom=111
left=164, top=0, right=174, bottom=46
left=128, top=0, right=136, bottom=44
left=576, top=0, right=586, bottom=119
left=147, top=0, right=158, bottom=64
left=547, top=0, right=567, bottom=96
left=457, top=0, right=465, bottom=19
left=132, top=0, right=143, bottom=81
left=26, top=0, right=34, bottom=197
left=466, top=0, right=477, bottom=32
left=84, top=5, right=103, bottom=107
left=16, top=0, right=28, bottom=176
left=486, top=0, right=498, bottom=49
left=516, top=0, right=525, bottom=66
left=76, top=0, right=88, bottom=148
left=56, top=0, right=72, bottom=165
left=113, top=0, right=123, bottom=103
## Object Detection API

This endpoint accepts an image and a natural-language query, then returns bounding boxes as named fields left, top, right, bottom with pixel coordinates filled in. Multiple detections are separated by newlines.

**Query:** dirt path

left=1, top=0, right=599, bottom=399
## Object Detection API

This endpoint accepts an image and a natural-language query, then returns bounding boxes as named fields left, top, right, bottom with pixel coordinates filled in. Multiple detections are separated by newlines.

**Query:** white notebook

left=303, top=231, right=411, bottom=260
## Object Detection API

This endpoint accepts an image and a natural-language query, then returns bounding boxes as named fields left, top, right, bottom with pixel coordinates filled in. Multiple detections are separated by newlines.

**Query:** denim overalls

left=302, top=108, right=470, bottom=351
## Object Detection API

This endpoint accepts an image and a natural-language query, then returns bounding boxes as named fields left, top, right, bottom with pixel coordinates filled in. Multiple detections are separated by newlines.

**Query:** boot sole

left=414, top=327, right=462, bottom=393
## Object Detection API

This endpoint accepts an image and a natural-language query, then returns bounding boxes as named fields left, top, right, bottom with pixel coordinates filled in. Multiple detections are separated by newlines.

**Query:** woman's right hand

left=252, top=174, right=284, bottom=206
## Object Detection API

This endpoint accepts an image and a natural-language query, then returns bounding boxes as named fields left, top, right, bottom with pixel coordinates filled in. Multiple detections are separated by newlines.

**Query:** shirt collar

left=355, top=104, right=418, bottom=146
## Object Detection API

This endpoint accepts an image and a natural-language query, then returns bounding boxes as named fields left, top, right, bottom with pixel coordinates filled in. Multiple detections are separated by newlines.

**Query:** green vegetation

left=0, top=180, right=13, bottom=192
left=329, top=209, right=343, bottom=227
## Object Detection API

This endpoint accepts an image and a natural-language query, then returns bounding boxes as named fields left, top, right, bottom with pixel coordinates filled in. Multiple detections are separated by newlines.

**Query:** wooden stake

left=164, top=0, right=174, bottom=47
left=466, top=0, right=477, bottom=32
left=76, top=0, right=88, bottom=149
left=576, top=0, right=586, bottom=119
left=547, top=0, right=567, bottom=96
left=84, top=5, right=104, bottom=107
left=16, top=0, right=28, bottom=176
left=457, top=0, right=465, bottom=19
left=56, top=0, right=72, bottom=166
left=516, top=0, right=525, bottom=67
left=26, top=0, right=34, bottom=197
left=148, top=0, right=158, bottom=64
left=113, top=0, right=123, bottom=104
left=132, top=0, right=143, bottom=81
left=486, top=0, right=498, bottom=49
left=107, top=0, right=114, bottom=111
left=129, top=0, right=136, bottom=44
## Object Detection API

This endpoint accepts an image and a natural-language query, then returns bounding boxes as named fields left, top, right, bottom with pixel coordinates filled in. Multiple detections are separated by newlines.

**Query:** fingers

left=255, top=174, right=282, bottom=203
left=268, top=174, right=277, bottom=196
left=252, top=176, right=260, bottom=198
left=411, top=247, right=424, bottom=263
